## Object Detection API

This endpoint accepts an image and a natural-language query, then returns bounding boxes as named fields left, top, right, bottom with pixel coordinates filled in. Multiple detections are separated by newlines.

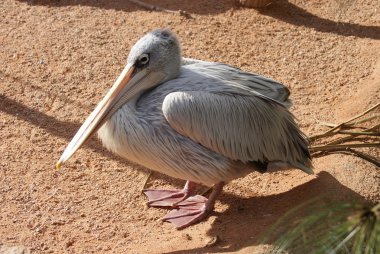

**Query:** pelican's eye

left=136, top=53, right=150, bottom=68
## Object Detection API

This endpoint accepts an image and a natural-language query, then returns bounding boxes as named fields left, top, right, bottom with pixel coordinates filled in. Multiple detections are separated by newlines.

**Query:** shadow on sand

left=18, top=0, right=380, bottom=39
left=0, top=92, right=184, bottom=185
left=0, top=93, right=123, bottom=164
left=17, top=0, right=237, bottom=15
left=165, top=171, right=367, bottom=253
left=1, top=85, right=368, bottom=253
left=259, top=0, right=380, bottom=40
left=1, top=95, right=368, bottom=253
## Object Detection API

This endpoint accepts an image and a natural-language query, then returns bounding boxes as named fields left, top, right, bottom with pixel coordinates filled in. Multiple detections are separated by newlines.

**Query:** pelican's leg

left=162, top=182, right=224, bottom=229
left=144, top=181, right=197, bottom=207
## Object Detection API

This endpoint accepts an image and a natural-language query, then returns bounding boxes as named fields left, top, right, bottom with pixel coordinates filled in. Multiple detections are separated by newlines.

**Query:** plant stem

left=140, top=170, right=152, bottom=193
left=327, top=123, right=380, bottom=145
left=319, top=114, right=380, bottom=128
left=338, top=131, right=379, bottom=136
left=332, top=149, right=380, bottom=167
left=310, top=102, right=380, bottom=141
left=310, top=143, right=380, bottom=152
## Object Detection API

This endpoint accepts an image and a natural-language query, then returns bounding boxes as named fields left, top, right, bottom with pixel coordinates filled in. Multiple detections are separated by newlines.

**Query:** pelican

left=56, top=29, right=313, bottom=229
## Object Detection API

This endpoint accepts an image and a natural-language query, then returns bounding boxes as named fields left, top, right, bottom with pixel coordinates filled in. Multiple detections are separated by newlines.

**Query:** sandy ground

left=1, top=0, right=379, bottom=253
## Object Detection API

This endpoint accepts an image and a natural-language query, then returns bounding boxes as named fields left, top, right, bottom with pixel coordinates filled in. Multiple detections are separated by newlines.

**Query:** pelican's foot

left=144, top=181, right=197, bottom=207
left=144, top=189, right=191, bottom=207
left=146, top=181, right=225, bottom=229
left=162, top=195, right=211, bottom=229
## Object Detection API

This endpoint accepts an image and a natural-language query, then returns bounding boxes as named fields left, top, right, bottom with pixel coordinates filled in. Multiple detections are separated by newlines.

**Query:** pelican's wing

left=182, top=59, right=291, bottom=107
left=162, top=90, right=312, bottom=173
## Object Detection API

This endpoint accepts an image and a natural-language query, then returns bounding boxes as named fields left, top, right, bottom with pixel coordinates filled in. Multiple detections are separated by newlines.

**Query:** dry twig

left=128, top=0, right=192, bottom=18
left=319, top=114, right=380, bottom=128
left=310, top=142, right=380, bottom=152
left=326, top=123, right=380, bottom=145
left=335, top=149, right=380, bottom=167
left=309, top=103, right=380, bottom=167
left=310, top=102, right=380, bottom=141
left=140, top=170, right=152, bottom=193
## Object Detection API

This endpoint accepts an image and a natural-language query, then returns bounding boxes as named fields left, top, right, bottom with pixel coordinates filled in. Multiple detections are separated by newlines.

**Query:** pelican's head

left=56, top=29, right=181, bottom=168
left=128, top=29, right=181, bottom=82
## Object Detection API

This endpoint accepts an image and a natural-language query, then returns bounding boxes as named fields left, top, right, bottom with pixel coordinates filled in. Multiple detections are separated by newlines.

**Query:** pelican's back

left=159, top=67, right=312, bottom=175
left=182, top=59, right=291, bottom=107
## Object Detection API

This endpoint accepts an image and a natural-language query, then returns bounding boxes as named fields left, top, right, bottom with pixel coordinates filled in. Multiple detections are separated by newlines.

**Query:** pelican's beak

left=56, top=63, right=165, bottom=169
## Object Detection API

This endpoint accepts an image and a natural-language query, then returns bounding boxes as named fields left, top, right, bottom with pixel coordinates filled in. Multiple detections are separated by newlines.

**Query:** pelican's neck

left=126, top=92, right=143, bottom=109
left=126, top=83, right=160, bottom=110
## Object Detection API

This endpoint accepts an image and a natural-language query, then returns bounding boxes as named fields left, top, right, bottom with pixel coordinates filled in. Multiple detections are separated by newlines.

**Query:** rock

left=0, top=245, right=31, bottom=254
